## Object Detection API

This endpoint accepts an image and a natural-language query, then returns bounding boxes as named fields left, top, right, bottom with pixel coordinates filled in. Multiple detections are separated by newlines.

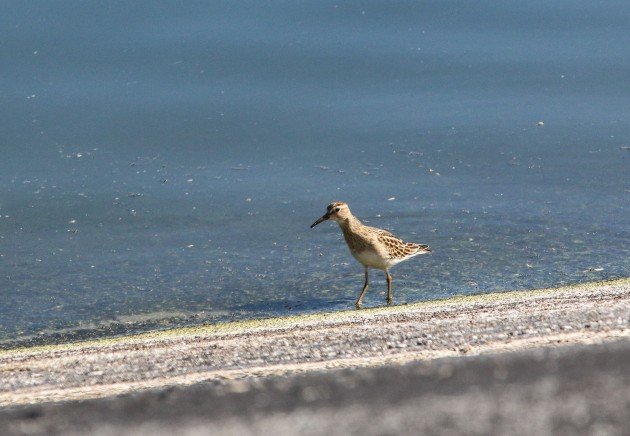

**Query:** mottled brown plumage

left=311, top=202, right=431, bottom=308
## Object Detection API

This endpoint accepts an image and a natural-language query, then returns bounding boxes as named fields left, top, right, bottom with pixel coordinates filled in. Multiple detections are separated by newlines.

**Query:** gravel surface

left=1, top=337, right=629, bottom=435
left=0, top=279, right=628, bottom=434
left=1, top=279, right=628, bottom=406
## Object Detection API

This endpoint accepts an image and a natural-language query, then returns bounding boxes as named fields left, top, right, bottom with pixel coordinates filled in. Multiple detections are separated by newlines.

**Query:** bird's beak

left=310, top=213, right=330, bottom=228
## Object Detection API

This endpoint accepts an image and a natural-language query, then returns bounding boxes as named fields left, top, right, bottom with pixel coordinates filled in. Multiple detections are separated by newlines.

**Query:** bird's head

left=310, top=202, right=351, bottom=228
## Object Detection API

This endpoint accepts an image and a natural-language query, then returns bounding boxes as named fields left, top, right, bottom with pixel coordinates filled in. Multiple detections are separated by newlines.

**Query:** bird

left=310, top=201, right=431, bottom=309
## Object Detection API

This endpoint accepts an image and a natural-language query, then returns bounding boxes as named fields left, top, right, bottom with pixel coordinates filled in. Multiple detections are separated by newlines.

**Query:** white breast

left=351, top=250, right=398, bottom=270
left=351, top=249, right=425, bottom=270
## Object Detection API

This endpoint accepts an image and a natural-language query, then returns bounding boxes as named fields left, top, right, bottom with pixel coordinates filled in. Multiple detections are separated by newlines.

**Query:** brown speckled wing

left=376, top=234, right=409, bottom=258
left=376, top=232, right=430, bottom=259
left=373, top=228, right=397, bottom=238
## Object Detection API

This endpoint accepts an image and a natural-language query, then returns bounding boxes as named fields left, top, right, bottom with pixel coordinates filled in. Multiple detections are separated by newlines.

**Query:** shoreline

left=0, top=278, right=628, bottom=410
left=3, top=277, right=627, bottom=355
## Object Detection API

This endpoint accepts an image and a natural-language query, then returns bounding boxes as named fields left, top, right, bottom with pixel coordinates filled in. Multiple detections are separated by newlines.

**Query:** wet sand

left=0, top=278, right=628, bottom=434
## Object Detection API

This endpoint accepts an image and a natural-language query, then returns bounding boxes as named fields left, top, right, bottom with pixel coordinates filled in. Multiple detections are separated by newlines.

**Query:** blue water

left=1, top=1, right=629, bottom=346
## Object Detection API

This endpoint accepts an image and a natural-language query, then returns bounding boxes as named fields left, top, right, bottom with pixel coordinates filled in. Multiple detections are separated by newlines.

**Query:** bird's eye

left=335, top=208, right=340, bottom=212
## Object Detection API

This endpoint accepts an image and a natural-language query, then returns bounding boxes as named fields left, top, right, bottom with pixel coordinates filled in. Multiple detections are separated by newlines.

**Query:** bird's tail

left=408, top=243, right=431, bottom=254
left=418, top=244, right=431, bottom=253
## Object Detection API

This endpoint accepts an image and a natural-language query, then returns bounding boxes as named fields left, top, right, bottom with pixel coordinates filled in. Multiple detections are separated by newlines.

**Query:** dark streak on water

left=1, top=1, right=629, bottom=347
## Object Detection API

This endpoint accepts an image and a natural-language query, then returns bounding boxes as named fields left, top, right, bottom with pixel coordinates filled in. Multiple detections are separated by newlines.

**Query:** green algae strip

left=2, top=278, right=628, bottom=357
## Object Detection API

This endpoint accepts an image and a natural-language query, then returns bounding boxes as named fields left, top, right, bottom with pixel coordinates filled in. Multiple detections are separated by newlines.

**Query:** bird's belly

left=351, top=250, right=392, bottom=270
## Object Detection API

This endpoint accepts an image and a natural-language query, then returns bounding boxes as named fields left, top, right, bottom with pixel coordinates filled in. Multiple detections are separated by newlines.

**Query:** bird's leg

left=355, top=267, right=369, bottom=309
left=386, top=270, right=393, bottom=305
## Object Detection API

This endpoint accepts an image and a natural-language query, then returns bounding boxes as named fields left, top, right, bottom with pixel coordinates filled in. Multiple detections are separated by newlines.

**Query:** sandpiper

left=311, top=201, right=431, bottom=308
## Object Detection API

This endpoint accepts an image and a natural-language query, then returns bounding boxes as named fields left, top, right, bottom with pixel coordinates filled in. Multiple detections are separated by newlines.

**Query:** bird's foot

left=386, top=298, right=393, bottom=306
left=355, top=301, right=363, bottom=310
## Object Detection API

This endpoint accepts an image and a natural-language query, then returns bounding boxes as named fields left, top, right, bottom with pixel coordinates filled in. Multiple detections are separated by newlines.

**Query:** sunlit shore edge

left=2, top=277, right=628, bottom=356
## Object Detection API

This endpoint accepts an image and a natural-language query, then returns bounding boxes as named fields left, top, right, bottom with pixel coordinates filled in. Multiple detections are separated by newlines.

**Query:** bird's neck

left=337, top=214, right=362, bottom=236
